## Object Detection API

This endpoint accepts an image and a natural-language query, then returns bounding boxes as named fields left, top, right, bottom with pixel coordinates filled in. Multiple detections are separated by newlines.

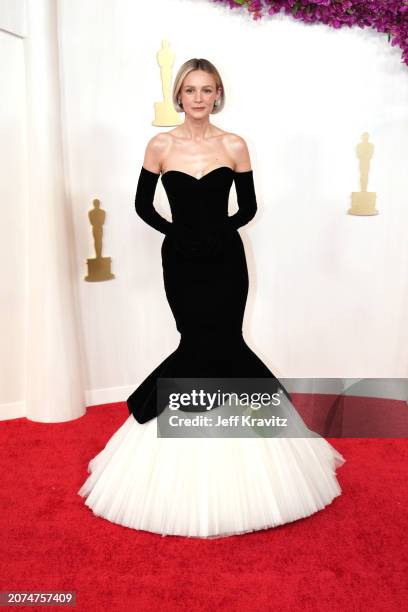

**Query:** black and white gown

left=78, top=165, right=345, bottom=538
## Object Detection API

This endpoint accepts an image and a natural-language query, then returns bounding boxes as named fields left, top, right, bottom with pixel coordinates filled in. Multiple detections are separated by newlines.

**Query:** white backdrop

left=2, top=0, right=408, bottom=421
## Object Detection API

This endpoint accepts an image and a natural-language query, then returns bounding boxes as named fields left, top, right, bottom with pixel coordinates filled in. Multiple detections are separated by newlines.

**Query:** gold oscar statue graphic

left=84, top=198, right=115, bottom=281
left=152, top=39, right=182, bottom=126
left=348, top=132, right=379, bottom=216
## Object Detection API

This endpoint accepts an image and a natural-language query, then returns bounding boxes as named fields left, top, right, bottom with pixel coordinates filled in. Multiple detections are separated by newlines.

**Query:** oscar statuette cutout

left=84, top=198, right=115, bottom=282
left=348, top=132, right=379, bottom=216
left=152, top=39, right=182, bottom=126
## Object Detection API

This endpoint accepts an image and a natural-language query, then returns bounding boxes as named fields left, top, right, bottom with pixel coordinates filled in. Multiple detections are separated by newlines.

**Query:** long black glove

left=134, top=166, right=172, bottom=234
left=227, top=169, right=258, bottom=229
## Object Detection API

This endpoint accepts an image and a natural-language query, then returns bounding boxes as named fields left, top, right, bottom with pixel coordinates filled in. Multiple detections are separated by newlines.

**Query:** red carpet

left=1, top=402, right=407, bottom=611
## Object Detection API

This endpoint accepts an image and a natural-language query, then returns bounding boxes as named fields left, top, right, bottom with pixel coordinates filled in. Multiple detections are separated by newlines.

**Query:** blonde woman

left=78, top=58, right=345, bottom=538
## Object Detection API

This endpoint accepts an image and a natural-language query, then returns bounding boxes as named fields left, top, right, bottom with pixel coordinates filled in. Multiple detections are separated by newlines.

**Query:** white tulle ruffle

left=78, top=398, right=345, bottom=538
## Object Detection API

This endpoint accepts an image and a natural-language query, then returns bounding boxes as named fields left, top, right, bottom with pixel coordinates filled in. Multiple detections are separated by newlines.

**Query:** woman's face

left=178, top=70, right=220, bottom=118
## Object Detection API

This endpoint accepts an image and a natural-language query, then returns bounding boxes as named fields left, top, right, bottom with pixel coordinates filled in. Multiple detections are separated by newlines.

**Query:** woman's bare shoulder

left=222, top=131, right=248, bottom=149
left=222, top=132, right=252, bottom=171
left=146, top=131, right=173, bottom=151
left=143, top=132, right=172, bottom=173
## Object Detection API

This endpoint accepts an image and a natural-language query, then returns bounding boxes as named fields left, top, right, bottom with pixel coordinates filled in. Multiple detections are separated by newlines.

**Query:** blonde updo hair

left=172, top=58, right=225, bottom=114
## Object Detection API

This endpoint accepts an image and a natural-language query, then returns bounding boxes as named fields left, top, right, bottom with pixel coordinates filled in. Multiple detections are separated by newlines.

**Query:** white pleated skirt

left=78, top=396, right=346, bottom=538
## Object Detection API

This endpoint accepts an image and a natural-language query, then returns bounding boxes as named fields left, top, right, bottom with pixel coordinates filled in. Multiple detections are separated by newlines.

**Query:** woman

left=78, top=58, right=345, bottom=538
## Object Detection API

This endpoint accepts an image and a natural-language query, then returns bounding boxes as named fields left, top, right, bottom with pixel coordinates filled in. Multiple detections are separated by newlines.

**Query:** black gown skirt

left=78, top=167, right=345, bottom=538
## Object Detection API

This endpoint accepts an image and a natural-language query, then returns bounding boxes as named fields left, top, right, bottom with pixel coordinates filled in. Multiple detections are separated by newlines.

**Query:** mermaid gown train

left=78, top=165, right=345, bottom=538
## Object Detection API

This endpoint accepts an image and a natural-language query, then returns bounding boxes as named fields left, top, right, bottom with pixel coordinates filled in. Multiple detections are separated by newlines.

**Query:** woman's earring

left=177, top=98, right=183, bottom=108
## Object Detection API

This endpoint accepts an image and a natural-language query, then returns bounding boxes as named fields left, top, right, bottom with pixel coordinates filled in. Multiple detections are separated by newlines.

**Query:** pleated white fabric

left=78, top=398, right=346, bottom=538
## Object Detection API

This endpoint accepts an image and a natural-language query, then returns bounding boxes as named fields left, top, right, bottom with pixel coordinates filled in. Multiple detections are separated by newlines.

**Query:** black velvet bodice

left=160, top=167, right=235, bottom=229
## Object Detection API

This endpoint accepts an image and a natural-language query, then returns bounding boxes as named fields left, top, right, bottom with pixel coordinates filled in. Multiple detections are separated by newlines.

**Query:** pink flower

left=211, top=0, right=408, bottom=67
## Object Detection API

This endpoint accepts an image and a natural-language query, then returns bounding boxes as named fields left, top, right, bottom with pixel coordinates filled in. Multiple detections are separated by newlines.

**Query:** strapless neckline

left=161, top=166, right=234, bottom=181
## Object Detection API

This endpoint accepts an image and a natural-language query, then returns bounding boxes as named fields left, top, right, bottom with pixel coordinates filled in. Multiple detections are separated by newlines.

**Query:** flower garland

left=211, top=0, right=408, bottom=66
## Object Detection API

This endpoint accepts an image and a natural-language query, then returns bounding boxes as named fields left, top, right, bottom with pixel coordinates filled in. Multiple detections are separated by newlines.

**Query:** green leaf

left=292, top=1, right=301, bottom=15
